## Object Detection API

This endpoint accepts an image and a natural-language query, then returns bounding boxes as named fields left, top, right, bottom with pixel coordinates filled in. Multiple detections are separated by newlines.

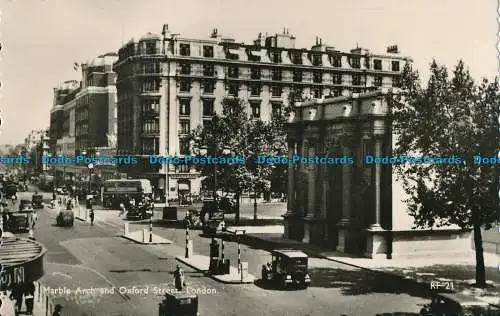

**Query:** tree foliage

left=392, top=59, right=499, bottom=286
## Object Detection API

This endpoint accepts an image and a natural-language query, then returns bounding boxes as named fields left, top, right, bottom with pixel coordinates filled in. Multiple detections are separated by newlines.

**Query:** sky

left=0, top=0, right=498, bottom=145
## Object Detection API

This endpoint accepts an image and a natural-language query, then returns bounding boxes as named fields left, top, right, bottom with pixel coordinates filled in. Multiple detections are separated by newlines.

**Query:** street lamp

left=87, top=163, right=94, bottom=194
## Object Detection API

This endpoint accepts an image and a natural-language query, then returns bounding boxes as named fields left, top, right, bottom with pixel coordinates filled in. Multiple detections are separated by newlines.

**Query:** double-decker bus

left=102, top=179, right=152, bottom=208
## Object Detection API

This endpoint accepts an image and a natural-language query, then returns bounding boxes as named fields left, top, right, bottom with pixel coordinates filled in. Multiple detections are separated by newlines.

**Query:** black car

left=126, top=205, right=153, bottom=220
left=19, top=199, right=34, bottom=211
left=32, top=194, right=44, bottom=209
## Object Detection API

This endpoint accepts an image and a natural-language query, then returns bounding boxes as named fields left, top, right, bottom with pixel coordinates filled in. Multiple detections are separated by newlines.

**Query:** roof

left=272, top=249, right=308, bottom=258
left=139, top=32, right=161, bottom=41
left=0, top=237, right=46, bottom=268
left=437, top=293, right=491, bottom=306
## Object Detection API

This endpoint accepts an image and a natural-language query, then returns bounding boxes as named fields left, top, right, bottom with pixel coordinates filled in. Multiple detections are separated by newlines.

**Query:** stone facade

left=284, top=89, right=471, bottom=259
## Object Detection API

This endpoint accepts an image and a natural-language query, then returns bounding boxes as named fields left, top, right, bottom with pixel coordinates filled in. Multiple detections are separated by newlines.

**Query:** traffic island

left=122, top=229, right=173, bottom=245
left=175, top=254, right=255, bottom=284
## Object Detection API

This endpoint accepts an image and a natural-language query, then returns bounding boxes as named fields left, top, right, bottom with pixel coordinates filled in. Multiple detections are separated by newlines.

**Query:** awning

left=178, top=183, right=190, bottom=191
left=228, top=49, right=240, bottom=55
left=0, top=237, right=46, bottom=289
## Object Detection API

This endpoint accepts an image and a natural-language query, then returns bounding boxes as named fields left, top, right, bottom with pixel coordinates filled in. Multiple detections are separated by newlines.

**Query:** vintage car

left=158, top=291, right=199, bottom=316
left=32, top=194, right=44, bottom=209
left=56, top=209, right=74, bottom=227
left=6, top=210, right=33, bottom=232
left=420, top=293, right=500, bottom=316
left=202, top=211, right=225, bottom=236
left=261, top=249, right=311, bottom=289
left=19, top=199, right=34, bottom=211
left=126, top=204, right=153, bottom=221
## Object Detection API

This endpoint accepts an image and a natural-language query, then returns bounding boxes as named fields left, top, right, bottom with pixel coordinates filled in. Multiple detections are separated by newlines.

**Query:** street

left=18, top=189, right=429, bottom=316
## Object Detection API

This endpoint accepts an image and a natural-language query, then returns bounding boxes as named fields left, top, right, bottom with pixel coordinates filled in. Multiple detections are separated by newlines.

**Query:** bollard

left=240, top=262, right=248, bottom=282
left=185, top=239, right=193, bottom=258
left=221, top=239, right=224, bottom=262
left=237, top=241, right=241, bottom=273
left=123, top=222, right=129, bottom=236
left=143, top=229, right=148, bottom=243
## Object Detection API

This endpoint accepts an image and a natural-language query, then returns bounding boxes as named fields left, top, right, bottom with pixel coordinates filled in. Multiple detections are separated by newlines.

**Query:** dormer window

left=290, top=52, right=302, bottom=65
left=374, top=59, right=382, bottom=70
left=312, top=53, right=322, bottom=66
left=203, top=46, right=214, bottom=58
left=146, top=42, right=157, bottom=54
left=350, top=57, right=361, bottom=68
left=179, top=44, right=190, bottom=56
left=330, top=55, right=342, bottom=67
left=226, top=49, right=239, bottom=60
left=269, top=51, right=281, bottom=63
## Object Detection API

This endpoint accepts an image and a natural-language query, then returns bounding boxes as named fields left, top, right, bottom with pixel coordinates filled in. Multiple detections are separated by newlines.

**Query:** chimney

left=320, top=38, right=322, bottom=45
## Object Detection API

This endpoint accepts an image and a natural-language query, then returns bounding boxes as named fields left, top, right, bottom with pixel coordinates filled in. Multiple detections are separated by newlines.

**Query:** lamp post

left=87, top=163, right=94, bottom=193
left=149, top=213, right=153, bottom=243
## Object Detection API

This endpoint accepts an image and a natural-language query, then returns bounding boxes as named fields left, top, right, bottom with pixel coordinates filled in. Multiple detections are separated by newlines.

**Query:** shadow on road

left=306, top=267, right=431, bottom=297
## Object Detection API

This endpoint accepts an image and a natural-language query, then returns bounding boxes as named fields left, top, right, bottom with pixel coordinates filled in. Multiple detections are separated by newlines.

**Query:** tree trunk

left=473, top=221, right=486, bottom=287
left=235, top=191, right=240, bottom=226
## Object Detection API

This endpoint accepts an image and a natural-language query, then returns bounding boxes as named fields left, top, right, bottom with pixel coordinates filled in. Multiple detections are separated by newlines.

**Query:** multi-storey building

left=113, top=24, right=412, bottom=202
left=49, top=53, right=119, bottom=184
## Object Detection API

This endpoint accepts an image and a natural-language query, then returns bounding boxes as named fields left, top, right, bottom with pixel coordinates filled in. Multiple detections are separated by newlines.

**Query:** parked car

left=419, top=293, right=500, bottom=316
left=56, top=209, right=74, bottom=227
left=261, top=249, right=311, bottom=289
left=6, top=210, right=33, bottom=232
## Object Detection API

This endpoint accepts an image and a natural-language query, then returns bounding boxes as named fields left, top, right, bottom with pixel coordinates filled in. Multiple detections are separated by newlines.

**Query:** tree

left=190, top=98, right=275, bottom=224
left=392, top=60, right=499, bottom=287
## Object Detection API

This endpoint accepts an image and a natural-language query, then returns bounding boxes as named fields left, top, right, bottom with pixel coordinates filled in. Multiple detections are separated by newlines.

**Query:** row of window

left=76, top=110, right=89, bottom=122
left=177, top=76, right=393, bottom=95
left=178, top=43, right=401, bottom=70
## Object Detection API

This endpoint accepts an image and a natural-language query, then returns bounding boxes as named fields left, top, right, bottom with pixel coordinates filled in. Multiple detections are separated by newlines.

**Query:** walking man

left=173, top=265, right=186, bottom=291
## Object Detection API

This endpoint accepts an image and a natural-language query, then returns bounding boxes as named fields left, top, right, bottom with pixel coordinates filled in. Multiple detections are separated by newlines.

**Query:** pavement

left=240, top=231, right=500, bottom=306
left=175, top=254, right=255, bottom=284
left=123, top=229, right=173, bottom=245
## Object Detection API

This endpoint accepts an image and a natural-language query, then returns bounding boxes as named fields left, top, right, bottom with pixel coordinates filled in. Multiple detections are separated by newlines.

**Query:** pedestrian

left=52, top=304, right=63, bottom=316
left=24, top=282, right=35, bottom=314
left=89, top=208, right=94, bottom=226
left=9, top=283, right=23, bottom=314
left=173, top=265, right=186, bottom=291
left=119, top=202, right=126, bottom=217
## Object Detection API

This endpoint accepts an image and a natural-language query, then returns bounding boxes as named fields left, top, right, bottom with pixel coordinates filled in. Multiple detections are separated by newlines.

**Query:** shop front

left=0, top=236, right=47, bottom=313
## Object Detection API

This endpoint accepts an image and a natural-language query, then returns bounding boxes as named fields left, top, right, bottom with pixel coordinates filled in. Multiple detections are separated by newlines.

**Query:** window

left=179, top=120, right=190, bottom=134
left=179, top=80, right=191, bottom=92
left=293, top=71, right=303, bottom=82
left=227, top=50, right=239, bottom=60
left=312, top=88, right=322, bottom=98
left=145, top=42, right=157, bottom=54
left=271, top=103, right=282, bottom=117
left=291, top=52, right=302, bottom=65
left=392, top=76, right=401, bottom=87
left=142, top=139, right=158, bottom=155
left=203, top=80, right=215, bottom=94
left=250, top=84, right=261, bottom=96
left=179, top=44, right=190, bottom=56
left=351, top=57, right=361, bottom=68
left=228, top=66, right=239, bottom=78
left=179, top=138, right=190, bottom=155
left=142, top=119, right=159, bottom=133
left=352, top=75, right=362, bottom=86
left=251, top=102, right=260, bottom=118
left=142, top=79, right=160, bottom=92
left=144, top=62, right=160, bottom=74
left=270, top=51, right=281, bottom=63
left=141, top=100, right=160, bottom=113
left=374, top=59, right=382, bottom=70
left=374, top=76, right=382, bottom=87
left=202, top=99, right=214, bottom=116
left=203, top=64, right=215, bottom=76
left=180, top=63, right=191, bottom=75
left=392, top=61, right=400, bottom=72
left=179, top=99, right=190, bottom=115
left=331, top=88, right=342, bottom=97
left=332, top=74, right=342, bottom=84
left=203, top=45, right=214, bottom=58
left=272, top=69, right=282, bottom=81
left=250, top=67, right=261, bottom=80
left=331, top=55, right=342, bottom=67
left=312, top=54, right=322, bottom=66
left=271, top=85, right=282, bottom=97
left=313, top=72, right=322, bottom=83
left=228, top=83, right=239, bottom=96
left=178, top=164, right=190, bottom=173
